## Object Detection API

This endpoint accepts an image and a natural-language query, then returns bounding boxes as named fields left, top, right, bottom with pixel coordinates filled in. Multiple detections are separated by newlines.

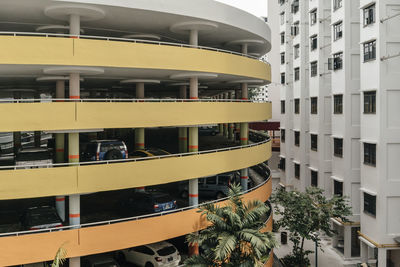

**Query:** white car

left=116, top=241, right=181, bottom=267
left=15, top=147, right=53, bottom=169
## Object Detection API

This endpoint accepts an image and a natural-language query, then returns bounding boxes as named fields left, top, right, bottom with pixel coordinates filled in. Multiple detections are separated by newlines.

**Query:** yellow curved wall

left=0, top=178, right=272, bottom=266
left=0, top=102, right=272, bottom=132
left=0, top=36, right=270, bottom=81
left=0, top=141, right=271, bottom=200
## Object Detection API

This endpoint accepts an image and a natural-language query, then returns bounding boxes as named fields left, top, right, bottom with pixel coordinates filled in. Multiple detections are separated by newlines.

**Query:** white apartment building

left=273, top=0, right=400, bottom=266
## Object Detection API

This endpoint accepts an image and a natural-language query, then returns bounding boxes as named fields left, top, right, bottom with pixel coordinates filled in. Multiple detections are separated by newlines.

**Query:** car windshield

left=16, top=151, right=50, bottom=161
left=100, top=143, right=125, bottom=152
left=157, top=246, right=177, bottom=256
left=146, top=149, right=168, bottom=156
left=28, top=209, right=59, bottom=225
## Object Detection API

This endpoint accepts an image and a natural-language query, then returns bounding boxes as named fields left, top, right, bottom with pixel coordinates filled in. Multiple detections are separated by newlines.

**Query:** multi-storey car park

left=0, top=0, right=274, bottom=266
left=276, top=0, right=400, bottom=266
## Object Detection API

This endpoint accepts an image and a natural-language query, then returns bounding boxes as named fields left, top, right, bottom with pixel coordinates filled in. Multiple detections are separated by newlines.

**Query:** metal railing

left=0, top=165, right=271, bottom=237
left=0, top=137, right=271, bottom=170
left=0, top=98, right=270, bottom=103
left=0, top=31, right=265, bottom=61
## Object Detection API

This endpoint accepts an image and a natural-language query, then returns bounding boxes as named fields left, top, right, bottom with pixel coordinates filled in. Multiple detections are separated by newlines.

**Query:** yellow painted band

left=0, top=178, right=271, bottom=266
left=0, top=102, right=272, bottom=132
left=0, top=141, right=271, bottom=200
left=0, top=36, right=270, bottom=81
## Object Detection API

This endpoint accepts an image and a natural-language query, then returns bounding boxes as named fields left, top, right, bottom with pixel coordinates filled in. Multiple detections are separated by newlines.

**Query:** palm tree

left=185, top=184, right=276, bottom=267
left=49, top=245, right=67, bottom=267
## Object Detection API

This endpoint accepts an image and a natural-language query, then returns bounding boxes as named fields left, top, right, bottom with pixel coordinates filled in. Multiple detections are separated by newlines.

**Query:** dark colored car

left=81, top=254, right=120, bottom=267
left=21, top=206, right=63, bottom=230
left=120, top=191, right=178, bottom=216
left=81, top=140, right=128, bottom=161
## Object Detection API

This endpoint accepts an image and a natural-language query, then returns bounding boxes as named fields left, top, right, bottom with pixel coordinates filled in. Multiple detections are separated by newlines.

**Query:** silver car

left=15, top=147, right=53, bottom=169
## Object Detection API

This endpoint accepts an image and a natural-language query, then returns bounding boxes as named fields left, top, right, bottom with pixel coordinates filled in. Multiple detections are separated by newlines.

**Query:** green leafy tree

left=272, top=187, right=352, bottom=267
left=185, top=184, right=277, bottom=267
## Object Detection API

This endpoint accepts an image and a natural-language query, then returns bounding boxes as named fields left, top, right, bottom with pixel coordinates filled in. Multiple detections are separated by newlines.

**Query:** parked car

left=82, top=254, right=120, bottom=267
left=130, top=148, right=170, bottom=158
left=179, top=171, right=240, bottom=199
left=81, top=140, right=128, bottom=161
left=21, top=206, right=63, bottom=230
left=120, top=191, right=177, bottom=216
left=15, top=147, right=53, bottom=168
left=0, top=210, right=21, bottom=233
left=199, top=126, right=218, bottom=136
left=115, top=241, right=181, bottom=267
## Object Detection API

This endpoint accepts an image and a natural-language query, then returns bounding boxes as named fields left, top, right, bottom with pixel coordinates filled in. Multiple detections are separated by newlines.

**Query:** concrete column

left=189, top=77, right=198, bottom=99
left=235, top=89, right=241, bottom=141
left=189, top=29, right=198, bottom=46
left=69, top=14, right=80, bottom=36
left=241, top=83, right=248, bottom=100
left=344, top=226, right=352, bottom=259
left=68, top=134, right=80, bottom=228
left=179, top=85, right=187, bottom=100
left=135, top=82, right=145, bottom=150
left=55, top=80, right=66, bottom=221
left=242, top=43, right=248, bottom=55
left=360, top=241, right=369, bottom=263
left=135, top=128, right=145, bottom=150
left=228, top=123, right=234, bottom=141
left=69, top=257, right=80, bottom=267
left=240, top=122, right=249, bottom=191
left=69, top=73, right=80, bottom=100
left=179, top=85, right=188, bottom=153
left=13, top=132, right=21, bottom=155
left=378, top=248, right=387, bottom=267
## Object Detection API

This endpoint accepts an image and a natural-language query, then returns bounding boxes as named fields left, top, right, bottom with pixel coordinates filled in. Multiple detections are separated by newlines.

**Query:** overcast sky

left=215, top=0, right=268, bottom=17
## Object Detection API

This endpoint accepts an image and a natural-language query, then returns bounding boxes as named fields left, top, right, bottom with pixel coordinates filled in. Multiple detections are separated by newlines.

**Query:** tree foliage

left=272, top=187, right=352, bottom=266
left=185, top=184, right=277, bottom=267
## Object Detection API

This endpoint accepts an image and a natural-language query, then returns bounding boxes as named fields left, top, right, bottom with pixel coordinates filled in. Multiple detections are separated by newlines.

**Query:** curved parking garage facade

left=0, top=0, right=273, bottom=266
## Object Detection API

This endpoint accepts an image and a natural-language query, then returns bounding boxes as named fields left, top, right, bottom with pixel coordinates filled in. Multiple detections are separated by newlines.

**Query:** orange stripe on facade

left=189, top=194, right=199, bottom=197
left=69, top=96, right=80, bottom=99
left=69, top=213, right=80, bottom=218
left=190, top=97, right=199, bottom=99
left=240, top=138, right=248, bottom=140
left=188, top=145, right=198, bottom=149
left=135, top=143, right=145, bottom=146
left=241, top=98, right=248, bottom=100
left=56, top=197, right=65, bottom=201
left=68, top=155, right=79, bottom=159
left=55, top=148, right=64, bottom=152
left=240, top=176, right=249, bottom=179
left=179, top=137, right=188, bottom=140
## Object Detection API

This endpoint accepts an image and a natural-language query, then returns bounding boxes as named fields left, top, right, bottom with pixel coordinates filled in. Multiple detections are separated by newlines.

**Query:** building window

left=364, top=91, right=376, bottom=114
left=364, top=143, right=376, bottom=166
left=363, top=193, right=376, bottom=216
left=310, top=61, right=318, bottom=77
left=334, top=180, right=343, bottom=196
left=310, top=35, right=318, bottom=51
left=310, top=9, right=317, bottom=25
left=311, top=170, right=318, bottom=187
left=333, top=21, right=343, bottom=41
left=294, top=44, right=300, bottom=59
left=280, top=12, right=285, bottom=25
left=281, top=100, right=285, bottom=114
left=294, top=98, right=300, bottom=114
left=363, top=40, right=376, bottom=62
left=311, top=97, right=318, bottom=114
left=333, top=0, right=342, bottom=11
left=311, top=134, right=318, bottom=151
left=294, top=131, right=300, bottom=146
left=279, top=157, right=286, bottom=170
left=363, top=4, right=375, bottom=26
left=294, top=67, right=300, bottom=81
left=291, top=21, right=299, bottom=36
left=291, top=0, right=299, bottom=13
left=281, top=129, right=285, bottom=143
left=281, top=32, right=285, bottom=44
left=331, top=52, right=343, bottom=70
left=334, top=94, right=343, bottom=114
left=294, top=163, right=300, bottom=179
left=281, top=72, right=286, bottom=84
left=334, top=138, right=343, bottom=157
left=281, top=52, right=285, bottom=64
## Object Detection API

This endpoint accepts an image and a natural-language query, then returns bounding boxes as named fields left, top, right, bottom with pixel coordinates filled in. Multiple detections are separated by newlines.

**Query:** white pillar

left=179, top=85, right=187, bottom=99
left=241, top=83, right=248, bottom=100
left=378, top=248, right=387, bottom=267
left=240, top=122, right=249, bottom=191
left=136, top=82, right=145, bottom=99
left=189, top=77, right=198, bottom=99
left=241, top=43, right=248, bottom=55
left=179, top=85, right=188, bottom=153
left=189, top=29, right=198, bottom=46
left=344, top=226, right=352, bottom=259
left=69, top=194, right=80, bottom=226
left=360, top=241, right=369, bottom=263
left=70, top=257, right=80, bottom=267
left=69, top=14, right=80, bottom=36
left=69, top=73, right=80, bottom=100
